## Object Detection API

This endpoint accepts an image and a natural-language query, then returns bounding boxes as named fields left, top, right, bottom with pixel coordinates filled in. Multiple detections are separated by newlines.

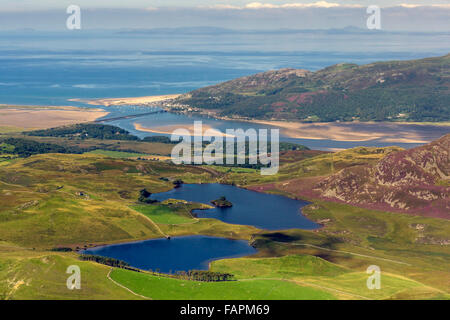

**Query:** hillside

left=175, top=54, right=450, bottom=122
left=315, top=134, right=450, bottom=219
left=0, top=143, right=449, bottom=299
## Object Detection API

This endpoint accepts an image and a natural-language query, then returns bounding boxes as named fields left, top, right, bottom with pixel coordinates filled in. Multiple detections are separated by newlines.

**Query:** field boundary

left=107, top=269, right=152, bottom=300
left=277, top=242, right=412, bottom=266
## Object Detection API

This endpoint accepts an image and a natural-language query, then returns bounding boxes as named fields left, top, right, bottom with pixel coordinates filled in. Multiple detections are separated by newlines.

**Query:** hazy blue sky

left=1, top=1, right=449, bottom=31
left=3, top=1, right=450, bottom=10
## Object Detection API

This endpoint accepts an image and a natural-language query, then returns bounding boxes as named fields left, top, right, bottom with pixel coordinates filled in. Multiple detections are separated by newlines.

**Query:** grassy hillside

left=0, top=144, right=448, bottom=300
left=0, top=153, right=228, bottom=248
left=0, top=248, right=139, bottom=300
left=109, top=268, right=336, bottom=300
left=315, top=134, right=450, bottom=218
left=176, top=54, right=450, bottom=122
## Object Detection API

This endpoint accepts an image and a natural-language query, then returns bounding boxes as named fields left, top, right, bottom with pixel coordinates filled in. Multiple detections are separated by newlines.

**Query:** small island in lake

left=211, top=196, right=233, bottom=208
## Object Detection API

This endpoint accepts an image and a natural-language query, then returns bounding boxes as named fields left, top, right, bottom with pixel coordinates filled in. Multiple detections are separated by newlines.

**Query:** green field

left=86, top=150, right=149, bottom=159
left=0, top=249, right=138, bottom=300
left=0, top=145, right=448, bottom=300
left=0, top=126, right=24, bottom=134
left=109, top=268, right=336, bottom=300
left=211, top=255, right=441, bottom=300
left=132, top=205, right=194, bottom=225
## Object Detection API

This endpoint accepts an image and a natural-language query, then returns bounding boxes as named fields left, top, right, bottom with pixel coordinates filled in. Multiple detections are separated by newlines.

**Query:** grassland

left=86, top=150, right=150, bottom=159
left=211, top=255, right=439, bottom=300
left=0, top=144, right=448, bottom=300
left=212, top=146, right=403, bottom=187
left=132, top=205, right=194, bottom=225
left=6, top=134, right=175, bottom=157
left=109, top=268, right=335, bottom=300
left=0, top=247, right=139, bottom=300
left=0, top=126, right=25, bottom=134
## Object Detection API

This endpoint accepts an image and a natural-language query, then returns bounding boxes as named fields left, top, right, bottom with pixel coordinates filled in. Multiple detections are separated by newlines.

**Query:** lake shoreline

left=82, top=235, right=258, bottom=274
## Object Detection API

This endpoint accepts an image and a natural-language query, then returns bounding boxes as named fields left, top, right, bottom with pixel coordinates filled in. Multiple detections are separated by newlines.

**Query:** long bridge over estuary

left=94, top=110, right=167, bottom=123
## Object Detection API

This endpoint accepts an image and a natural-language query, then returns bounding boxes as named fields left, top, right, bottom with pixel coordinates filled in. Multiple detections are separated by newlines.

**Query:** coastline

left=247, top=119, right=435, bottom=143
left=161, top=103, right=449, bottom=144
left=49, top=93, right=448, bottom=144
left=69, top=94, right=181, bottom=107
left=0, top=105, right=109, bottom=130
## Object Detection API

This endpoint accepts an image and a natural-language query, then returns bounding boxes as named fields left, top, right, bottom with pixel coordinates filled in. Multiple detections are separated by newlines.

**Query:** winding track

left=107, top=269, right=152, bottom=300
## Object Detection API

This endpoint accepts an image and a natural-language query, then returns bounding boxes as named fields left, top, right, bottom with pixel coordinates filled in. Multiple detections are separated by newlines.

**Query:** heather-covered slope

left=176, top=54, right=450, bottom=122
left=315, top=134, right=450, bottom=219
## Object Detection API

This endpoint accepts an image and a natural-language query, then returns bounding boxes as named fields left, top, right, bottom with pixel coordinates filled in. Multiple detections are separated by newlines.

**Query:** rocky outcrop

left=315, top=134, right=450, bottom=219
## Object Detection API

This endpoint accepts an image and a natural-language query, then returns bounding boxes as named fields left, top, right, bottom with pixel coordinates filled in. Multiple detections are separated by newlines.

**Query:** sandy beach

left=251, top=120, right=434, bottom=143
left=70, top=94, right=181, bottom=107
left=134, top=123, right=235, bottom=138
left=0, top=105, right=109, bottom=130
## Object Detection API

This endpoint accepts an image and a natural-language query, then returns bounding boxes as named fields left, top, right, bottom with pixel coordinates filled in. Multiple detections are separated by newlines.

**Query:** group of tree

left=25, top=124, right=140, bottom=141
left=50, top=247, right=73, bottom=252
left=79, top=254, right=131, bottom=269
left=148, top=269, right=235, bottom=282
left=0, top=138, right=86, bottom=157
left=142, top=136, right=178, bottom=144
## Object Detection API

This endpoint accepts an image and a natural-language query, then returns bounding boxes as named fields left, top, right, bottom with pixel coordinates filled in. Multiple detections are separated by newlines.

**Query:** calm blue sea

left=1, top=30, right=449, bottom=106
left=1, top=30, right=449, bottom=149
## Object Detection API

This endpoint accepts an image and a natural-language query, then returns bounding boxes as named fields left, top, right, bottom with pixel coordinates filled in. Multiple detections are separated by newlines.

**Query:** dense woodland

left=25, top=124, right=139, bottom=141
left=0, top=138, right=86, bottom=157
left=79, top=254, right=131, bottom=269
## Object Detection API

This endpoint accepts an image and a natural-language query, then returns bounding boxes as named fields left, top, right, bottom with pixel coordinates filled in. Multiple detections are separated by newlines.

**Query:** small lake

left=82, top=235, right=257, bottom=273
left=151, top=183, right=319, bottom=230
left=83, top=184, right=317, bottom=273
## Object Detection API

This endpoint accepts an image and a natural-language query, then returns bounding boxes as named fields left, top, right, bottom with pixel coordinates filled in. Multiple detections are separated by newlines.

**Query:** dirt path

left=107, top=269, right=152, bottom=300
left=131, top=208, right=170, bottom=238
left=277, top=242, right=412, bottom=266
left=238, top=277, right=371, bottom=300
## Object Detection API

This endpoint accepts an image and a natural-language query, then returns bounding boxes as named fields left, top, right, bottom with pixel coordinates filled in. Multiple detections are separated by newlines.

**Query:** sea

left=1, top=29, right=449, bottom=150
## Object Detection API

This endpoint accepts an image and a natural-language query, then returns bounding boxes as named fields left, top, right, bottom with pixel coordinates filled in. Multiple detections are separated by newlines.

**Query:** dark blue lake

left=82, top=235, right=256, bottom=273
left=151, top=183, right=319, bottom=230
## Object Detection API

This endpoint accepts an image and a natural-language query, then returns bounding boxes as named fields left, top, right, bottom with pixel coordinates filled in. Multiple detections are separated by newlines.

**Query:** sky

left=0, top=1, right=449, bottom=31
left=2, top=1, right=450, bottom=10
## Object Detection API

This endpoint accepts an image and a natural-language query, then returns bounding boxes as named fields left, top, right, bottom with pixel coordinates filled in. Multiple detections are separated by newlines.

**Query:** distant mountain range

left=316, top=134, right=449, bottom=219
left=176, top=54, right=450, bottom=123
left=117, top=27, right=450, bottom=36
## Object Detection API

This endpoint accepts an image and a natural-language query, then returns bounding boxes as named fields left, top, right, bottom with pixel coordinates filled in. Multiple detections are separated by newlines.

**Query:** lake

left=83, top=184, right=317, bottom=273
left=82, top=235, right=257, bottom=273
left=151, top=183, right=319, bottom=230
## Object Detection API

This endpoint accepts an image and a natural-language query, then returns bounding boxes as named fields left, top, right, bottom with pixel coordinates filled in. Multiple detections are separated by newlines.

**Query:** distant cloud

left=0, top=3, right=449, bottom=31
left=245, top=2, right=344, bottom=9
left=200, top=2, right=450, bottom=10
left=399, top=3, right=450, bottom=8
left=203, top=1, right=363, bottom=10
